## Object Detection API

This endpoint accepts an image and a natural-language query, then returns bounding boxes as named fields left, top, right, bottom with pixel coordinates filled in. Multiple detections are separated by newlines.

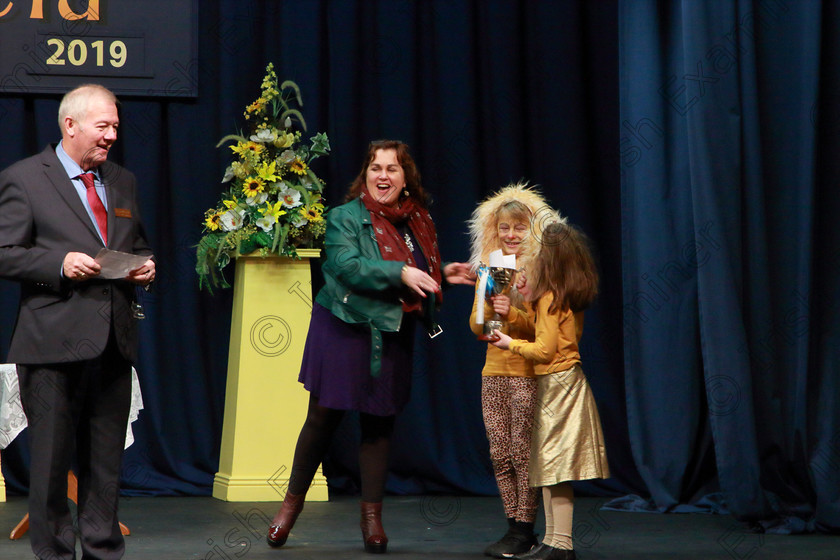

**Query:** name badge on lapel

left=115, top=208, right=132, bottom=218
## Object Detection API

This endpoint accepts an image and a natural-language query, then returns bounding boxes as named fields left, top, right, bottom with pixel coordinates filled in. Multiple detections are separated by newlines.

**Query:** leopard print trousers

left=482, top=376, right=539, bottom=522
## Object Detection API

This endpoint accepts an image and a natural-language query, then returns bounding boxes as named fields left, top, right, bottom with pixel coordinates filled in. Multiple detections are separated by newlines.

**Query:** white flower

left=279, top=186, right=302, bottom=208
left=250, top=128, right=276, bottom=143
left=292, top=214, right=308, bottom=228
left=246, top=191, right=269, bottom=206
left=221, top=166, right=235, bottom=183
left=256, top=215, right=276, bottom=232
left=279, top=149, right=296, bottom=164
left=220, top=209, right=245, bottom=231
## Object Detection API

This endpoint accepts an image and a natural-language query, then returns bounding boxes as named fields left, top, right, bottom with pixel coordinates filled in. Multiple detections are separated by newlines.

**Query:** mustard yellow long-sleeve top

left=469, top=289, right=535, bottom=377
left=507, top=292, right=584, bottom=375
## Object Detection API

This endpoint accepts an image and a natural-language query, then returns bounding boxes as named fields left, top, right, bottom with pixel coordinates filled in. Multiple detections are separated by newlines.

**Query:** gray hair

left=58, top=84, right=118, bottom=131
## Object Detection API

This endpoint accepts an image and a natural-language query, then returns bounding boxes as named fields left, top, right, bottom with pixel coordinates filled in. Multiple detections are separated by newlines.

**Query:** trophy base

left=478, top=320, right=504, bottom=342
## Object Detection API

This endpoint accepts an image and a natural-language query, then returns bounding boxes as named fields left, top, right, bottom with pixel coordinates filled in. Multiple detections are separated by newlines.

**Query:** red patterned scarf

left=360, top=192, right=443, bottom=312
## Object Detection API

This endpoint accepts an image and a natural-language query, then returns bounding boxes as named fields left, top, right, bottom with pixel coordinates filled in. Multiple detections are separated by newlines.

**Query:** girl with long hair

left=491, top=221, right=609, bottom=560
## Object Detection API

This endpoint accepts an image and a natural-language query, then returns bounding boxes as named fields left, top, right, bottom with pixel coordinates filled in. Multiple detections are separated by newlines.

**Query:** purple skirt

left=298, top=303, right=416, bottom=416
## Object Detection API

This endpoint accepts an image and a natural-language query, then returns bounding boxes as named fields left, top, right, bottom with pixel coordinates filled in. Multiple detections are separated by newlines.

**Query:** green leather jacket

left=315, top=197, right=442, bottom=376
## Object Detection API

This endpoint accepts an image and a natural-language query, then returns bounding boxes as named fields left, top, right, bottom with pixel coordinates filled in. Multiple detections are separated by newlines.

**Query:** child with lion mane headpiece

left=467, top=182, right=563, bottom=558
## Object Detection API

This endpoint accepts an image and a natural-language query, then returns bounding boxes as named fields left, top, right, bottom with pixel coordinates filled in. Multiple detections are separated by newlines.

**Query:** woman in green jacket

left=267, top=139, right=471, bottom=554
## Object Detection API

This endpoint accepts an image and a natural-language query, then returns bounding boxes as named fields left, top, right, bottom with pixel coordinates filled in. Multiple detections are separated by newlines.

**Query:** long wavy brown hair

left=526, top=222, right=599, bottom=314
left=345, top=140, right=430, bottom=208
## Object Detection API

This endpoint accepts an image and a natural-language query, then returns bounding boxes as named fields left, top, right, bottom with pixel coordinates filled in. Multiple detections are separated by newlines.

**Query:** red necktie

left=79, top=172, right=108, bottom=244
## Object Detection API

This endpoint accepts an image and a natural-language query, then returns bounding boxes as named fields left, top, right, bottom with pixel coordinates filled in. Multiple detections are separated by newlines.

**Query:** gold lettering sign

left=0, top=0, right=100, bottom=20
left=59, top=0, right=99, bottom=21
left=0, top=0, right=197, bottom=97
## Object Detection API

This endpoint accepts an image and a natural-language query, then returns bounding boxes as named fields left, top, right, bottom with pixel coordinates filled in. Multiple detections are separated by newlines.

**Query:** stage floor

left=0, top=495, right=836, bottom=559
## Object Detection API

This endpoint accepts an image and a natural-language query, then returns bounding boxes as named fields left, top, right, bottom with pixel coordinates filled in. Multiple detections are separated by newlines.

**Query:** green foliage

left=196, top=63, right=329, bottom=290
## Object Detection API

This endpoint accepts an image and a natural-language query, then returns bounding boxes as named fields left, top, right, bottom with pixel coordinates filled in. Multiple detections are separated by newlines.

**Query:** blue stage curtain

left=4, top=0, right=836, bottom=535
left=616, top=0, right=840, bottom=533
left=0, top=1, right=632, bottom=500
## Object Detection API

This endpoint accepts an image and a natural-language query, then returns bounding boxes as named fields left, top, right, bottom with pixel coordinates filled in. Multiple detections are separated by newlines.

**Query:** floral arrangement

left=196, top=62, right=330, bottom=290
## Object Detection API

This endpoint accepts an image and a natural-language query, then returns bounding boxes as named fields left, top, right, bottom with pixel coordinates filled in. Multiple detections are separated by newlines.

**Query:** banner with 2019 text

left=0, top=0, right=198, bottom=97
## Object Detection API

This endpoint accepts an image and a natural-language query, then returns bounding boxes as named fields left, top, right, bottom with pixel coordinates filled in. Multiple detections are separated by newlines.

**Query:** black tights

left=288, top=394, right=395, bottom=503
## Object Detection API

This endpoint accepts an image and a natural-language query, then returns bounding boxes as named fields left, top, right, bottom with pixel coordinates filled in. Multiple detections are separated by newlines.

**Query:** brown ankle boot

left=266, top=491, right=306, bottom=547
left=360, top=501, right=388, bottom=553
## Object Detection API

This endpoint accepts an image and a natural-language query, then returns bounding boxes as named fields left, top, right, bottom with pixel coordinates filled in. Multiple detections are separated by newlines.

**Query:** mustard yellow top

left=508, top=292, right=584, bottom=375
left=469, top=290, right=535, bottom=377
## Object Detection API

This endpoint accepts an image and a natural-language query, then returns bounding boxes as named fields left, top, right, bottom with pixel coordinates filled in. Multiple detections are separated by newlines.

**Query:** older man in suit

left=0, top=84, right=154, bottom=560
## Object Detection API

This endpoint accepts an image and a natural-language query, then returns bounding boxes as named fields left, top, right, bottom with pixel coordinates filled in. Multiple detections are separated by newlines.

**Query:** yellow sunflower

left=204, top=211, right=222, bottom=231
left=303, top=206, right=323, bottom=223
left=242, top=177, right=265, bottom=198
left=230, top=141, right=265, bottom=157
left=289, top=157, right=308, bottom=175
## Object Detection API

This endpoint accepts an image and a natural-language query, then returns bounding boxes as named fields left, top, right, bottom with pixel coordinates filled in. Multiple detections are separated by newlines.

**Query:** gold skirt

left=529, top=364, right=610, bottom=486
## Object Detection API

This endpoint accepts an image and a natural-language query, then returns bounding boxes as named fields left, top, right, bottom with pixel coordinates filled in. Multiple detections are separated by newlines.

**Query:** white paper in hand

left=94, top=248, right=152, bottom=279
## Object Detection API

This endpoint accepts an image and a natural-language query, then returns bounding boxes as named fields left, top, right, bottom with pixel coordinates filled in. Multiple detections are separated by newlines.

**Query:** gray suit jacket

left=0, top=144, right=153, bottom=364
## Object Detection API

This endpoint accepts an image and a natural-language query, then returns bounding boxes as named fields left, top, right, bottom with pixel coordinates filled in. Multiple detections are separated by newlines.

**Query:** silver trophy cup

left=477, top=266, right=518, bottom=341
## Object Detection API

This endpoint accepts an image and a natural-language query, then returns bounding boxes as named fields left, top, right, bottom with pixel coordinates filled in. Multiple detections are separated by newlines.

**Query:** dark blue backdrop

left=0, top=0, right=837, bottom=535
left=617, top=0, right=839, bottom=534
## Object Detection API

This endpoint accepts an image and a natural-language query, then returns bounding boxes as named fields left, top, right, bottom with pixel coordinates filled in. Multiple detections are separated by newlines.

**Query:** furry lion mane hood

left=467, top=181, right=564, bottom=271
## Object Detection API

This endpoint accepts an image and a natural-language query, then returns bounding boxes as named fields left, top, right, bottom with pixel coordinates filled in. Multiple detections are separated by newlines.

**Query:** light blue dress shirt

left=55, top=141, right=109, bottom=245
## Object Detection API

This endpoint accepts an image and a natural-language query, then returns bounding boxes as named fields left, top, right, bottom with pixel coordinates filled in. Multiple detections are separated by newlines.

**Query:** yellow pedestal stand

left=0, top=454, right=5, bottom=502
left=213, top=249, right=328, bottom=502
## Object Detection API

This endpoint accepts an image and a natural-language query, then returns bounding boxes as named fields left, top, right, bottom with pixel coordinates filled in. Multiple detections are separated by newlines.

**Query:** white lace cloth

left=0, top=363, right=144, bottom=450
